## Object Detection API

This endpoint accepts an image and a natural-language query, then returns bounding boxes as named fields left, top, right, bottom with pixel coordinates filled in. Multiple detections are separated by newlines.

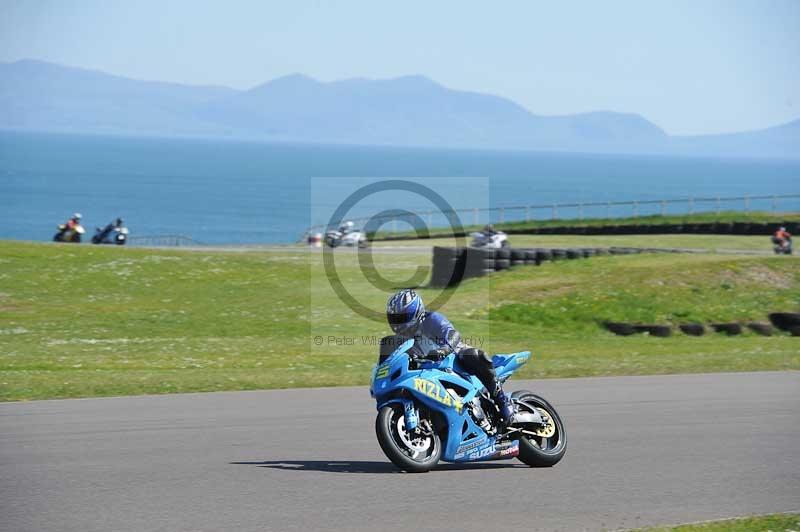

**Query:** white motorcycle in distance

left=325, top=222, right=369, bottom=248
left=92, top=218, right=129, bottom=245
left=470, top=229, right=509, bottom=249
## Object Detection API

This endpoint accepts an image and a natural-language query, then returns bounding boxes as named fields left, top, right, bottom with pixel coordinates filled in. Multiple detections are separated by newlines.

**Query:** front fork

left=403, top=400, right=419, bottom=431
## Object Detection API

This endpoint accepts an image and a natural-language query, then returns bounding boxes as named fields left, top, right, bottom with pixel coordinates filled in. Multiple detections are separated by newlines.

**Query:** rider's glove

left=424, top=348, right=448, bottom=361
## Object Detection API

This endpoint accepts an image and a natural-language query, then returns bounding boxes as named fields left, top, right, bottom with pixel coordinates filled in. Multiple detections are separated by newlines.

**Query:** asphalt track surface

left=2, top=371, right=798, bottom=532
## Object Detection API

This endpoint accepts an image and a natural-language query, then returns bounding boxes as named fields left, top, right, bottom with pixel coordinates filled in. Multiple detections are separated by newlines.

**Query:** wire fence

left=304, top=193, right=800, bottom=237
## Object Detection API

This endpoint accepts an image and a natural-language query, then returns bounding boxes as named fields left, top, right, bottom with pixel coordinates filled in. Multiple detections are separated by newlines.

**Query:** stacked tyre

left=430, top=247, right=465, bottom=287
left=495, top=248, right=511, bottom=271
left=511, top=249, right=527, bottom=267
left=465, top=247, right=496, bottom=278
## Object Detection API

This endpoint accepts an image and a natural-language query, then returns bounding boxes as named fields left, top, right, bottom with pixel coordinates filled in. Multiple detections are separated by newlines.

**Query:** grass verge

left=637, top=513, right=800, bottom=531
left=0, top=240, right=798, bottom=401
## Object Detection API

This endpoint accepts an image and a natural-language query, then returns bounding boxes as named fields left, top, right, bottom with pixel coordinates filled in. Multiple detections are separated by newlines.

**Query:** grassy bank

left=639, top=513, right=800, bottom=531
left=0, top=241, right=798, bottom=401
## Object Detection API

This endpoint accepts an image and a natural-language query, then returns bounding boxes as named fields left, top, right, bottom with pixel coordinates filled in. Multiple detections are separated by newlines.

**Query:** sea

left=1, top=131, right=798, bottom=244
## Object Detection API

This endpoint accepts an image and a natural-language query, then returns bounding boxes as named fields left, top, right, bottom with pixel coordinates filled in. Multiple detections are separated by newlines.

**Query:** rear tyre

left=512, top=391, right=567, bottom=467
left=376, top=404, right=441, bottom=473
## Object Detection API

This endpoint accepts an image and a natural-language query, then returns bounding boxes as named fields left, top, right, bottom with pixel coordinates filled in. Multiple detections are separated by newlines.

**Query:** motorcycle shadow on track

left=230, top=460, right=525, bottom=474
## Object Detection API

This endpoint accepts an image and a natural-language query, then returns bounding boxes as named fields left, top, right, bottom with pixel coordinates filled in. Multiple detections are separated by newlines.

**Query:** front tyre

left=512, top=391, right=567, bottom=467
left=375, top=404, right=441, bottom=473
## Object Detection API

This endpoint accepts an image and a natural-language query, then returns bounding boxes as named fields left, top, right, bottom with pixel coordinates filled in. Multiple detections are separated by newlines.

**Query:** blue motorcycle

left=370, top=339, right=567, bottom=472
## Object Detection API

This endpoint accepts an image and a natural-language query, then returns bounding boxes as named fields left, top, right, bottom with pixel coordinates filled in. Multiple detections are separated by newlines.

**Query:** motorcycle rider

left=774, top=226, right=792, bottom=248
left=385, top=289, right=517, bottom=424
left=65, top=212, right=82, bottom=230
left=94, top=217, right=125, bottom=243
left=339, top=220, right=354, bottom=235
left=483, top=223, right=497, bottom=236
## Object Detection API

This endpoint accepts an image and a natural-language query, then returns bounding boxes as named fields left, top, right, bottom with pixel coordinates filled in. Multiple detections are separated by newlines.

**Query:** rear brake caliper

left=533, top=408, right=556, bottom=438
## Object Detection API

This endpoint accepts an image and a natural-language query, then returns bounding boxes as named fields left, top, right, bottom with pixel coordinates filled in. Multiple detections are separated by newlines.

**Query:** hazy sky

left=1, top=1, right=798, bottom=135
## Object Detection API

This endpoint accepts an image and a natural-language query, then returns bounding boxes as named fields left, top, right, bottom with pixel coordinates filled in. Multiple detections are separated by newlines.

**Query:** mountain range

left=1, top=59, right=798, bottom=158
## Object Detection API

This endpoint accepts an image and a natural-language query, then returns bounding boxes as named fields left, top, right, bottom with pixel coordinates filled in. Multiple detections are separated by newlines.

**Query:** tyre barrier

left=603, top=322, right=636, bottom=336
left=633, top=324, right=672, bottom=337
left=747, top=322, right=774, bottom=336
left=768, top=312, right=800, bottom=332
left=503, top=221, right=797, bottom=237
left=679, top=323, right=706, bottom=336
left=604, top=319, right=796, bottom=338
left=711, top=323, right=743, bottom=336
left=430, top=245, right=663, bottom=287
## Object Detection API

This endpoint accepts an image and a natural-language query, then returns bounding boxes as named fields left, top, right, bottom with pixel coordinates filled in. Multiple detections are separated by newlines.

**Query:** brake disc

left=533, top=408, right=556, bottom=438
left=396, top=416, right=431, bottom=452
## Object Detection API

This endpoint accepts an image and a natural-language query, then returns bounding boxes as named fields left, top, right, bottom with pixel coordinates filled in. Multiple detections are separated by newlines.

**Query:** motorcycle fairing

left=370, top=341, right=530, bottom=463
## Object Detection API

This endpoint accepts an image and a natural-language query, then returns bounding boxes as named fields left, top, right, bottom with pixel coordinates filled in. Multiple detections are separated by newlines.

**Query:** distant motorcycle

left=772, top=236, right=792, bottom=255
left=325, top=228, right=369, bottom=248
left=470, top=230, right=509, bottom=249
left=92, top=220, right=129, bottom=245
left=53, top=223, right=85, bottom=243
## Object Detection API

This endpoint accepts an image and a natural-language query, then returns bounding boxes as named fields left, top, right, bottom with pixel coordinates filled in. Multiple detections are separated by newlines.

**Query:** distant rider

left=65, top=212, right=82, bottom=229
left=385, top=289, right=517, bottom=424
left=774, top=226, right=792, bottom=246
left=338, top=220, right=354, bottom=235
left=103, top=217, right=125, bottom=239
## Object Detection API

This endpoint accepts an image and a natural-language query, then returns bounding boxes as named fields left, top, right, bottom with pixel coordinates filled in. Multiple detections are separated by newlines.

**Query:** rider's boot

left=493, top=384, right=515, bottom=425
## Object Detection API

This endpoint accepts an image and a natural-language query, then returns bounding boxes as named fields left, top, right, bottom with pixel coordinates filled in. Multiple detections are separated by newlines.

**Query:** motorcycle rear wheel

left=512, top=391, right=567, bottom=467
left=376, top=404, right=441, bottom=473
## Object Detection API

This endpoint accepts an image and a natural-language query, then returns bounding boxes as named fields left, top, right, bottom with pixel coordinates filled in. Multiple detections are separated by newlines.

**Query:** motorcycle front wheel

left=376, top=404, right=441, bottom=472
left=512, top=391, right=567, bottom=467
